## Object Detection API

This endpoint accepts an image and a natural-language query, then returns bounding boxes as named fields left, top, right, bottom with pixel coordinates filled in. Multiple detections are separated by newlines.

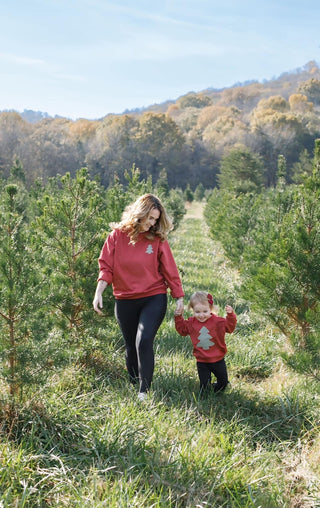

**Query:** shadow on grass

left=0, top=361, right=315, bottom=508
left=153, top=371, right=314, bottom=446
left=2, top=346, right=312, bottom=452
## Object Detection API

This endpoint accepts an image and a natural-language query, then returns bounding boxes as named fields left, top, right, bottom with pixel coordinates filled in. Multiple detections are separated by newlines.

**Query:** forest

left=0, top=60, right=320, bottom=506
left=1, top=61, right=320, bottom=191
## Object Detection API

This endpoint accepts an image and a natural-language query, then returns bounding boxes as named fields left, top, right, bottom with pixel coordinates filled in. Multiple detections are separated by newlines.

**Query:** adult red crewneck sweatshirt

left=98, top=229, right=184, bottom=300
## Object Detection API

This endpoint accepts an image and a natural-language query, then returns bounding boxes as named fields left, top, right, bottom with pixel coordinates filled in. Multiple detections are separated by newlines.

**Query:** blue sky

left=1, top=0, right=320, bottom=120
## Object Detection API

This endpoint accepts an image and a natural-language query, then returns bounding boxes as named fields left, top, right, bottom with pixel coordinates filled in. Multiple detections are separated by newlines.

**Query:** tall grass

left=1, top=202, right=319, bottom=507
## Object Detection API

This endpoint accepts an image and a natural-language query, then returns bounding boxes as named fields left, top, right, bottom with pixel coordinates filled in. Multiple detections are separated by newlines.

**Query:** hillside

left=2, top=60, right=319, bottom=121
left=1, top=60, right=320, bottom=191
left=144, top=60, right=320, bottom=114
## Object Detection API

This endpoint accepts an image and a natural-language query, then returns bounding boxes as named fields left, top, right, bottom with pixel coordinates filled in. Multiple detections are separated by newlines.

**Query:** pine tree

left=155, top=168, right=170, bottom=198
left=124, top=164, right=153, bottom=203
left=291, top=148, right=313, bottom=184
left=218, top=147, right=265, bottom=194
left=105, top=174, right=127, bottom=224
left=35, top=168, right=108, bottom=337
left=194, top=183, right=205, bottom=201
left=183, top=184, right=194, bottom=203
left=0, top=184, right=61, bottom=403
left=163, top=188, right=186, bottom=230
left=242, top=139, right=320, bottom=380
left=10, top=157, right=26, bottom=184
left=277, top=154, right=287, bottom=187
left=205, top=139, right=320, bottom=381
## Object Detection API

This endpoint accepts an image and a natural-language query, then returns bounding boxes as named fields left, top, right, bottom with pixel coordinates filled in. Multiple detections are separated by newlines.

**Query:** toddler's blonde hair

left=188, top=291, right=214, bottom=310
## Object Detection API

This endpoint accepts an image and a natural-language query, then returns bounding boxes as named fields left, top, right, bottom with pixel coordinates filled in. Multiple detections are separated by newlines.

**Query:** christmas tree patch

left=146, top=244, right=154, bottom=254
left=197, top=326, right=215, bottom=350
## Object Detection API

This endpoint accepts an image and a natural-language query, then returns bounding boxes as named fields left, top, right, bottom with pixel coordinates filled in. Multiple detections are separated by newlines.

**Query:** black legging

left=197, top=358, right=229, bottom=393
left=115, top=294, right=167, bottom=393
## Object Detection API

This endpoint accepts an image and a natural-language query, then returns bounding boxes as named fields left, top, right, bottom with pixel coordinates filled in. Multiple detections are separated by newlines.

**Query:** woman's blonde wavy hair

left=111, top=193, right=173, bottom=244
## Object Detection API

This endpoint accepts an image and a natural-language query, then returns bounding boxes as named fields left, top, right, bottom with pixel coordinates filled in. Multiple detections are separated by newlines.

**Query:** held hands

left=225, top=305, right=234, bottom=314
left=174, top=297, right=184, bottom=316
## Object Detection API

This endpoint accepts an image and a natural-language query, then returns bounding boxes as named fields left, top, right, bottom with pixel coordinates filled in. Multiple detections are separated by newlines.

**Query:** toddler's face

left=192, top=302, right=211, bottom=322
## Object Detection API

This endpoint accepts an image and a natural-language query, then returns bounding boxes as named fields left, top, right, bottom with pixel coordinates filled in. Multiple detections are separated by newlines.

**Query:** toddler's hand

left=225, top=305, right=233, bottom=314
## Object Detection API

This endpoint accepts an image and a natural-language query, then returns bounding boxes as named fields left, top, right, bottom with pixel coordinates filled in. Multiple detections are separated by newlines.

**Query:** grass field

left=1, top=201, right=319, bottom=507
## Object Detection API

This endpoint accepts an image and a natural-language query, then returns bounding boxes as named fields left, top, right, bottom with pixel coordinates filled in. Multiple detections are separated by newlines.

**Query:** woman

left=93, top=193, right=184, bottom=402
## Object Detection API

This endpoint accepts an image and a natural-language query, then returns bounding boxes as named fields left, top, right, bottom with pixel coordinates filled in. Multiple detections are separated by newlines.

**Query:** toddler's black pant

left=197, top=358, right=229, bottom=393
left=115, top=294, right=167, bottom=393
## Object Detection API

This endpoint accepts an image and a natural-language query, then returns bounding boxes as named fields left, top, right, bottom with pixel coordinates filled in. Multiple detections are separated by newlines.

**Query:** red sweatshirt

left=175, top=312, right=237, bottom=363
left=98, top=229, right=184, bottom=300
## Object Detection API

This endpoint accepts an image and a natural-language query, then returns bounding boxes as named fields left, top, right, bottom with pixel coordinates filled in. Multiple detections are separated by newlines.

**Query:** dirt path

left=184, top=200, right=205, bottom=219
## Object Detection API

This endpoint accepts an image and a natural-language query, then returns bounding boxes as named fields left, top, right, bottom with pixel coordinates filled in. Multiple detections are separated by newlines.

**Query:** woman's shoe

left=137, top=392, right=147, bottom=402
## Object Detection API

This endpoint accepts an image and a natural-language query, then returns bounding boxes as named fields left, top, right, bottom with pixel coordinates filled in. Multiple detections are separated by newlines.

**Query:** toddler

left=174, top=291, right=237, bottom=393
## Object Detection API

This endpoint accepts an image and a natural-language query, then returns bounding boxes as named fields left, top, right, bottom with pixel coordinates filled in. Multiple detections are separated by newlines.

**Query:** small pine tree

left=155, top=168, right=170, bottom=198
left=277, top=154, right=287, bottom=188
left=291, top=149, right=313, bottom=184
left=0, top=184, right=63, bottom=404
left=10, top=156, right=26, bottom=184
left=242, top=139, right=320, bottom=381
left=124, top=164, right=153, bottom=203
left=183, top=184, right=194, bottom=203
left=105, top=174, right=127, bottom=224
left=194, top=183, right=205, bottom=201
left=218, top=147, right=265, bottom=194
left=163, top=188, right=186, bottom=230
left=206, top=139, right=320, bottom=382
left=35, top=168, right=108, bottom=337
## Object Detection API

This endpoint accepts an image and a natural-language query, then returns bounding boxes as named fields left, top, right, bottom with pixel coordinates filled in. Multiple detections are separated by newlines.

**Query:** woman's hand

left=93, top=280, right=108, bottom=314
left=174, top=297, right=184, bottom=316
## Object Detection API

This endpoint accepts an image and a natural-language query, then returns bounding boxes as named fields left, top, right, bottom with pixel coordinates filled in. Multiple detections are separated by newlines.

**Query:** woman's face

left=139, top=208, right=160, bottom=232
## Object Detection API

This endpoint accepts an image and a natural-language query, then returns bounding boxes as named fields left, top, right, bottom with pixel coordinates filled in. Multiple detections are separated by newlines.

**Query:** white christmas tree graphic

left=197, top=326, right=215, bottom=350
left=146, top=244, right=154, bottom=254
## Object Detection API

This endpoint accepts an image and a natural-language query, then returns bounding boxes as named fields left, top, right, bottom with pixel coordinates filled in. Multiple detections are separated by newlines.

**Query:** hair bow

left=207, top=293, right=213, bottom=305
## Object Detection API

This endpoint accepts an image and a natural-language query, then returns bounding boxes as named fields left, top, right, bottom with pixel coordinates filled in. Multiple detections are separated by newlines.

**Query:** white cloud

left=0, top=52, right=86, bottom=84
left=0, top=52, right=45, bottom=67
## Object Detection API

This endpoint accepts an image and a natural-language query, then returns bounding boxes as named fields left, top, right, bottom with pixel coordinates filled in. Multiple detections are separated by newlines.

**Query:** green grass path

left=1, top=201, right=319, bottom=507
left=169, top=200, right=239, bottom=309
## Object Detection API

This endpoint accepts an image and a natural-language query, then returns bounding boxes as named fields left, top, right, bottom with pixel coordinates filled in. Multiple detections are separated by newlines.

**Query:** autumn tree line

left=1, top=61, right=320, bottom=192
